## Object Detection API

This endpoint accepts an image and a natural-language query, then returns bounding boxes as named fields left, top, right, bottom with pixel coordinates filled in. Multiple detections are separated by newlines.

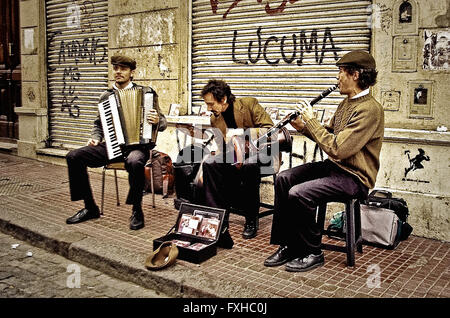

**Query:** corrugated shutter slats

left=46, top=0, right=108, bottom=149
left=192, top=0, right=372, bottom=112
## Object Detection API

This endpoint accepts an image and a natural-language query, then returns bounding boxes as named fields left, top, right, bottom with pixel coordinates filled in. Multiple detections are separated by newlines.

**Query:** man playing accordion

left=65, top=55, right=167, bottom=230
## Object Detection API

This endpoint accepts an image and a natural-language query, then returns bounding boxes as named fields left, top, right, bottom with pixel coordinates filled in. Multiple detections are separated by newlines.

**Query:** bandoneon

left=98, top=87, right=156, bottom=160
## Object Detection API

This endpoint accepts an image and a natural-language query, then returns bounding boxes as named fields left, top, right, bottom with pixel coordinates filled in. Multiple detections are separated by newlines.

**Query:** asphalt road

left=0, top=231, right=168, bottom=298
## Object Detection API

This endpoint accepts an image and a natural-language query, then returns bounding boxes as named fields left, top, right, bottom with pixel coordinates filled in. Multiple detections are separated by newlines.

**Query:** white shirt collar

left=113, top=81, right=134, bottom=90
left=351, top=88, right=370, bottom=99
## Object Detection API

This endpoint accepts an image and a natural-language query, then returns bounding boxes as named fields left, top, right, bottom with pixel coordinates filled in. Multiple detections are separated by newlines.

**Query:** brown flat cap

left=111, top=55, right=136, bottom=70
left=336, top=50, right=376, bottom=69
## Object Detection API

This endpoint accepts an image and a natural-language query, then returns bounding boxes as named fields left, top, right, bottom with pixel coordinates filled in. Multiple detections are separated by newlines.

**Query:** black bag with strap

left=364, top=190, right=413, bottom=241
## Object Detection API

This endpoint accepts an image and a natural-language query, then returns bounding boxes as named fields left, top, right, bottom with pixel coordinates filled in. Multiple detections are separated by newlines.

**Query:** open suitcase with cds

left=153, top=202, right=226, bottom=264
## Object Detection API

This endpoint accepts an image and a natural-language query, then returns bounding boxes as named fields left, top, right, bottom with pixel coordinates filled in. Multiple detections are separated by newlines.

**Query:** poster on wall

left=423, top=29, right=450, bottom=71
left=408, top=81, right=433, bottom=118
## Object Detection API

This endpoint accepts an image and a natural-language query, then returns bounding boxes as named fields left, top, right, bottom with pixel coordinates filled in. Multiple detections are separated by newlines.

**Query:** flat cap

left=336, top=50, right=376, bottom=69
left=111, top=55, right=136, bottom=70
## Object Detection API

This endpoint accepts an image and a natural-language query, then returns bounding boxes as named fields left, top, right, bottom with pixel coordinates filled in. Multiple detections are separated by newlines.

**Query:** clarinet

left=257, top=84, right=338, bottom=142
left=310, top=84, right=339, bottom=106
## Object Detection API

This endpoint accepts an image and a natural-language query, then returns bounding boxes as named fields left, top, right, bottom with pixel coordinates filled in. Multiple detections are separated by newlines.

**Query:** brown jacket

left=210, top=97, right=274, bottom=138
left=303, top=94, right=384, bottom=189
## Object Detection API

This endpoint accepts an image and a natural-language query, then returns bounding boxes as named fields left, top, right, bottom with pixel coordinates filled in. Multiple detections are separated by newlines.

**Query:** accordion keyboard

left=98, top=95, right=125, bottom=160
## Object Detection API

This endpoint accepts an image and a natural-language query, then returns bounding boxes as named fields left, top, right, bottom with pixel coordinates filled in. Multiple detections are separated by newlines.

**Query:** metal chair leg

left=101, top=168, right=105, bottom=215
left=319, top=199, right=362, bottom=267
left=114, top=169, right=120, bottom=206
left=149, top=164, right=155, bottom=208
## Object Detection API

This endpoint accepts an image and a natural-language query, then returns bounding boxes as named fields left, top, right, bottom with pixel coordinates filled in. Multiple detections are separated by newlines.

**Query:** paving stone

left=0, top=152, right=449, bottom=299
left=0, top=232, right=167, bottom=298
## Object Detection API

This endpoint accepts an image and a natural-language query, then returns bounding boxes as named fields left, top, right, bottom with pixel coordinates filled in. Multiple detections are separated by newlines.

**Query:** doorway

left=0, top=0, right=21, bottom=141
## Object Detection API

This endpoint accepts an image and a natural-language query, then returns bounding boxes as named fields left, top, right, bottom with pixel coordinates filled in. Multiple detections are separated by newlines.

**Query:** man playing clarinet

left=264, top=50, right=384, bottom=272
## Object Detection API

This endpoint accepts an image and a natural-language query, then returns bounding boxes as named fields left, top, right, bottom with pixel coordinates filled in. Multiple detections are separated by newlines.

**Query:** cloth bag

left=144, top=150, right=175, bottom=197
left=360, top=204, right=401, bottom=249
left=327, top=200, right=405, bottom=249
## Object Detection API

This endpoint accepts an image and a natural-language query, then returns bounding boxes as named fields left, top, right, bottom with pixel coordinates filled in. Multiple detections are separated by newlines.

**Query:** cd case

left=153, top=202, right=226, bottom=264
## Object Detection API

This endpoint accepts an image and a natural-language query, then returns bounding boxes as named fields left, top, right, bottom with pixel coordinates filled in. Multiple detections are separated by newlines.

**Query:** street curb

left=0, top=207, right=275, bottom=298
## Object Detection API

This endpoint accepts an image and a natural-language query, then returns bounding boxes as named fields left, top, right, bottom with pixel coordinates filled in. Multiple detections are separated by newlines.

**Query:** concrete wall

left=107, top=0, right=189, bottom=116
left=16, top=0, right=48, bottom=158
left=369, top=0, right=450, bottom=241
left=372, top=0, right=450, bottom=129
left=106, top=0, right=191, bottom=166
left=16, top=0, right=450, bottom=241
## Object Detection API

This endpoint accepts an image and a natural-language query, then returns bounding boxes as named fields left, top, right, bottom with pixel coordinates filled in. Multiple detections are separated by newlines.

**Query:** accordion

left=98, top=87, right=157, bottom=160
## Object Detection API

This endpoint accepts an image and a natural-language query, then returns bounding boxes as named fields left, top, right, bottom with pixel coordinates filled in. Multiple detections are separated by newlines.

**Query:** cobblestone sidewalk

left=0, top=232, right=168, bottom=298
left=0, top=152, right=449, bottom=298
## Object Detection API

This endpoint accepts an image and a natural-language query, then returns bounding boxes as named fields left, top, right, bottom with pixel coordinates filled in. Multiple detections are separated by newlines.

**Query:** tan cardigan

left=303, top=94, right=385, bottom=189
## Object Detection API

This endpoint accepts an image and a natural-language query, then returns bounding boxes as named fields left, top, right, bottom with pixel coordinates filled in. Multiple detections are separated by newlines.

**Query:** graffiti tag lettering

left=58, top=37, right=107, bottom=66
left=232, top=27, right=341, bottom=66
left=261, top=0, right=299, bottom=15
left=211, top=0, right=299, bottom=19
left=80, top=1, right=95, bottom=33
left=53, top=35, right=106, bottom=118
left=61, top=67, right=81, bottom=118
left=48, top=1, right=108, bottom=119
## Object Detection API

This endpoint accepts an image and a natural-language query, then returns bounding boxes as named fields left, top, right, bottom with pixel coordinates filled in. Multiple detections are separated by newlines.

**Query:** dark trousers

left=202, top=155, right=261, bottom=221
left=269, top=159, right=367, bottom=256
left=66, top=143, right=149, bottom=206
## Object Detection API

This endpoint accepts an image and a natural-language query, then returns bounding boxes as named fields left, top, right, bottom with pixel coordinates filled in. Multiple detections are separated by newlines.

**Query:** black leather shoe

left=242, top=217, right=258, bottom=239
left=130, top=209, right=145, bottom=230
left=285, top=252, right=325, bottom=272
left=263, top=246, right=294, bottom=267
left=66, top=207, right=100, bottom=224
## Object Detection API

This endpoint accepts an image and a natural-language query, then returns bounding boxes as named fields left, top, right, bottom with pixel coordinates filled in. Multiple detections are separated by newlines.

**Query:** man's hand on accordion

left=146, top=109, right=160, bottom=125
left=87, top=138, right=100, bottom=147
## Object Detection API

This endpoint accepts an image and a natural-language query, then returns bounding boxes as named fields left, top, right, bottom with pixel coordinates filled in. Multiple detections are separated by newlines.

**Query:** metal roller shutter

left=191, top=0, right=372, bottom=114
left=46, top=0, right=108, bottom=149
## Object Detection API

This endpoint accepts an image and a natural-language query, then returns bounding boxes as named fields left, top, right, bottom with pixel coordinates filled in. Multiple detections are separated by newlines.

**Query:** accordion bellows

left=117, top=88, right=143, bottom=145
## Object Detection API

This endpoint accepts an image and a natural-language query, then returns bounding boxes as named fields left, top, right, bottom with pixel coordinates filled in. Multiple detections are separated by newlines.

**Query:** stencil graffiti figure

left=404, top=149, right=430, bottom=178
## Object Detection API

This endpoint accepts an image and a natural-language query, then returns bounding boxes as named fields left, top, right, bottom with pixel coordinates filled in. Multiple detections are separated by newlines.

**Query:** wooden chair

left=316, top=198, right=363, bottom=267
